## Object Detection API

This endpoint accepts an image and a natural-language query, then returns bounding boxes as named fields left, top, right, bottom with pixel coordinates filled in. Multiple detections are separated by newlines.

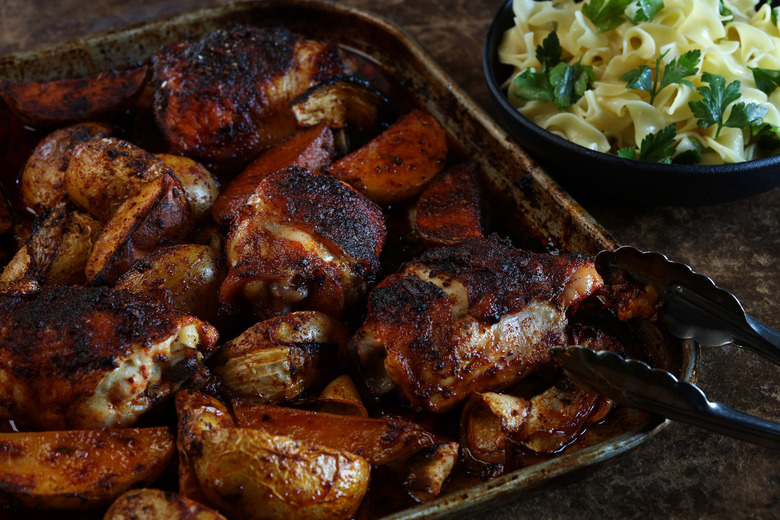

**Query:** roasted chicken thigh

left=220, top=167, right=385, bottom=320
left=350, top=236, right=604, bottom=412
left=153, top=26, right=352, bottom=166
left=0, top=286, right=218, bottom=430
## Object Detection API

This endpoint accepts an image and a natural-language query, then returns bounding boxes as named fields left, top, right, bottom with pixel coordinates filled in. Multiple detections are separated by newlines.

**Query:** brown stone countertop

left=0, top=0, right=778, bottom=518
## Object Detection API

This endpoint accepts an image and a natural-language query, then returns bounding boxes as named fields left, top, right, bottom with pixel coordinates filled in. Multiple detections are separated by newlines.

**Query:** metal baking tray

left=0, top=0, right=697, bottom=518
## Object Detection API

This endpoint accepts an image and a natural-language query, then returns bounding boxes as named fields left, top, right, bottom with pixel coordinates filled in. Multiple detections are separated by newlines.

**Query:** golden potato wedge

left=0, top=427, right=173, bottom=510
left=211, top=124, right=334, bottom=226
left=175, top=390, right=235, bottom=504
left=115, top=244, right=226, bottom=324
left=194, top=427, right=369, bottom=520
left=65, top=137, right=172, bottom=221
left=20, top=122, right=114, bottom=214
left=413, top=162, right=484, bottom=246
left=327, top=109, right=447, bottom=204
left=0, top=66, right=148, bottom=127
left=317, top=375, right=368, bottom=417
left=291, top=77, right=389, bottom=130
left=85, top=173, right=193, bottom=285
left=0, top=204, right=102, bottom=285
left=156, top=154, right=220, bottom=221
left=211, top=311, right=347, bottom=404
left=105, top=488, right=228, bottom=520
left=232, top=401, right=437, bottom=467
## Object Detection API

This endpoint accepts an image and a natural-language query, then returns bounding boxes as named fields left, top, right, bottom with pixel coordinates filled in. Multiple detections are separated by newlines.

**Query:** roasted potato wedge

left=0, top=427, right=173, bottom=510
left=232, top=401, right=438, bottom=467
left=85, top=173, right=193, bottom=285
left=0, top=66, right=148, bottom=127
left=212, top=311, right=348, bottom=404
left=402, top=441, right=459, bottom=502
left=156, top=154, right=220, bottom=221
left=65, top=137, right=172, bottom=221
left=115, top=243, right=226, bottom=324
left=105, top=488, right=228, bottom=520
left=291, top=76, right=389, bottom=130
left=20, top=122, right=114, bottom=214
left=175, top=390, right=236, bottom=504
left=0, top=204, right=102, bottom=285
left=327, top=109, right=447, bottom=204
left=413, top=162, right=484, bottom=246
left=194, top=427, right=370, bottom=520
left=460, top=392, right=530, bottom=466
left=317, top=375, right=368, bottom=417
left=211, top=124, right=334, bottom=226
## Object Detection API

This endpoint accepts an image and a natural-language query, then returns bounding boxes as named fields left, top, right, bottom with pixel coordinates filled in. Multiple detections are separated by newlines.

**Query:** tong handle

left=743, top=315, right=780, bottom=365
left=625, top=386, right=780, bottom=451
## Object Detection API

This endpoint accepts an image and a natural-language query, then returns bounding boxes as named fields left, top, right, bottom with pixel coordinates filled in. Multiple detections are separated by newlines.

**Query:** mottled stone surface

left=1, top=1, right=778, bottom=518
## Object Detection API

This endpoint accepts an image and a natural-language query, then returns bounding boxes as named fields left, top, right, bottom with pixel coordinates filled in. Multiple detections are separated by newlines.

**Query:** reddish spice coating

left=0, top=66, right=148, bottom=126
left=153, top=26, right=349, bottom=165
left=352, top=236, right=600, bottom=412
left=0, top=286, right=218, bottom=430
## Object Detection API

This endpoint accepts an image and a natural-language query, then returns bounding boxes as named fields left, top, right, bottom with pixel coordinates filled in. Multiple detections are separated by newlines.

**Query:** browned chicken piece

left=20, top=122, right=114, bottom=214
left=0, top=203, right=102, bottom=285
left=153, top=26, right=352, bottom=167
left=220, top=167, right=385, bottom=320
left=350, top=236, right=604, bottom=412
left=0, top=66, right=148, bottom=127
left=412, top=162, right=484, bottom=247
left=211, top=123, right=335, bottom=226
left=0, top=285, right=218, bottom=430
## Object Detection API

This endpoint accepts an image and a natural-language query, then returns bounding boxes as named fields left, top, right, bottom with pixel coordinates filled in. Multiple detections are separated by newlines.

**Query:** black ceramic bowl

left=483, top=0, right=780, bottom=205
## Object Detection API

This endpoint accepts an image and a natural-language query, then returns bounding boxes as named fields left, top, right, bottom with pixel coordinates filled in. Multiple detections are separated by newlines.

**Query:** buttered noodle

left=498, top=0, right=780, bottom=163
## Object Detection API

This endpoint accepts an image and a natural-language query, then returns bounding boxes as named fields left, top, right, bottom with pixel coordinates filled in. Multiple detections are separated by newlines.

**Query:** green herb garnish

left=617, top=123, right=678, bottom=163
left=583, top=0, right=634, bottom=32
left=749, top=67, right=780, bottom=95
left=621, top=49, right=700, bottom=105
left=632, top=0, right=665, bottom=23
left=689, top=72, right=768, bottom=137
left=513, top=32, right=594, bottom=110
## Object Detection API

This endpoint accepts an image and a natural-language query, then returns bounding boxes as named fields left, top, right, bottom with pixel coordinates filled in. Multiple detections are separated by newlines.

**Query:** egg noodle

left=498, top=0, right=780, bottom=163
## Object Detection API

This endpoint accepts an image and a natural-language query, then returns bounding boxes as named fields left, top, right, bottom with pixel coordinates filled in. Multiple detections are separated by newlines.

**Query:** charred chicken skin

left=220, top=167, right=385, bottom=320
left=0, top=286, right=218, bottom=430
left=153, top=26, right=353, bottom=166
left=350, top=236, right=604, bottom=412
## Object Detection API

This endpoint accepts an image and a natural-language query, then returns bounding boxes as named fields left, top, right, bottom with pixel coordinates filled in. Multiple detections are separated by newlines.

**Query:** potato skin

left=327, top=109, right=447, bottom=204
left=115, top=244, right=226, bottom=324
left=156, top=154, right=220, bottom=221
left=0, top=427, right=174, bottom=510
left=194, top=427, right=370, bottom=520
left=65, top=137, right=172, bottom=221
left=85, top=173, right=194, bottom=285
left=0, top=66, right=147, bottom=126
left=104, top=488, right=228, bottom=520
left=20, top=122, right=114, bottom=214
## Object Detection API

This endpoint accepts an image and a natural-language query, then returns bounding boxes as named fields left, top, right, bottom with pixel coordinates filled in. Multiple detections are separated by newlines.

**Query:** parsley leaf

left=632, top=0, right=664, bottom=23
left=549, top=59, right=595, bottom=109
left=719, top=0, right=734, bottom=25
left=749, top=66, right=780, bottom=95
left=621, top=49, right=700, bottom=104
left=513, top=32, right=594, bottom=110
left=689, top=72, right=767, bottom=137
left=618, top=124, right=678, bottom=163
left=583, top=0, right=634, bottom=32
left=537, top=31, right=563, bottom=71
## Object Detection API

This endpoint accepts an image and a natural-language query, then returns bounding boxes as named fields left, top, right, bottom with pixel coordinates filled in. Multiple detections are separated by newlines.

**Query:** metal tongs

left=551, top=246, right=780, bottom=450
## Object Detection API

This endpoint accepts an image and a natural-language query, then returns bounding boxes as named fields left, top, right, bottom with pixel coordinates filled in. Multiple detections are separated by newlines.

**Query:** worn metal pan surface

left=0, top=1, right=697, bottom=518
